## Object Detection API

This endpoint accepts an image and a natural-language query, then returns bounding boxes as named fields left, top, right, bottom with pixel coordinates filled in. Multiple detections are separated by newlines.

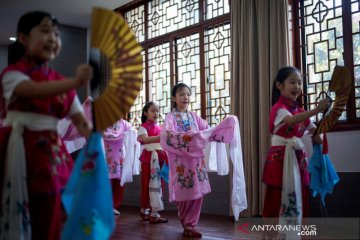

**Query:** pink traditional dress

left=160, top=109, right=247, bottom=228
left=60, top=98, right=141, bottom=211
left=138, top=120, right=168, bottom=212
left=103, top=119, right=140, bottom=211
left=262, top=95, right=315, bottom=227
left=58, top=97, right=92, bottom=153
left=0, top=58, right=83, bottom=240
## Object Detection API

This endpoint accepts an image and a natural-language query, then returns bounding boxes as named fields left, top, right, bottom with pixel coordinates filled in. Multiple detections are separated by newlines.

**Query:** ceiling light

left=9, top=37, right=16, bottom=41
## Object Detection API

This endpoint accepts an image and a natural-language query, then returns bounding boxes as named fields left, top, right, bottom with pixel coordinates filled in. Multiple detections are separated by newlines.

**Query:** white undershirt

left=137, top=125, right=162, bottom=152
left=274, top=108, right=315, bottom=134
left=2, top=70, right=83, bottom=116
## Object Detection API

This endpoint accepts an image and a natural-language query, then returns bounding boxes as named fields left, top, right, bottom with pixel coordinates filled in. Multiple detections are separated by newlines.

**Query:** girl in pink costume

left=138, top=101, right=169, bottom=223
left=103, top=119, right=140, bottom=215
left=0, top=11, right=92, bottom=240
left=160, top=83, right=248, bottom=238
left=59, top=98, right=141, bottom=215
left=262, top=66, right=329, bottom=228
left=161, top=83, right=209, bottom=238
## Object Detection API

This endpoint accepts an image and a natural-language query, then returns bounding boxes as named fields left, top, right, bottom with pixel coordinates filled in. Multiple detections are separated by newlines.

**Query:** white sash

left=1, top=111, right=59, bottom=240
left=272, top=135, right=304, bottom=237
left=143, top=144, right=164, bottom=212
left=120, top=129, right=141, bottom=186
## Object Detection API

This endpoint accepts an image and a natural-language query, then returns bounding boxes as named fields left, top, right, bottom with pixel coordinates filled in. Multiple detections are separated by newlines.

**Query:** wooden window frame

left=116, top=0, right=231, bottom=125
left=289, top=0, right=360, bottom=131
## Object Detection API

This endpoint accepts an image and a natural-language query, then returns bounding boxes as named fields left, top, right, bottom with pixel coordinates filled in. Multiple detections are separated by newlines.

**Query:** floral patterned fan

left=315, top=65, right=352, bottom=135
left=90, top=7, right=143, bottom=131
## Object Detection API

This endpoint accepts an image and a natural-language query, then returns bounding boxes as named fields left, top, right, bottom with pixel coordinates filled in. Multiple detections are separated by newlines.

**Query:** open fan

left=315, top=65, right=352, bottom=135
left=61, top=8, right=143, bottom=239
left=90, top=7, right=143, bottom=131
left=308, top=65, right=351, bottom=208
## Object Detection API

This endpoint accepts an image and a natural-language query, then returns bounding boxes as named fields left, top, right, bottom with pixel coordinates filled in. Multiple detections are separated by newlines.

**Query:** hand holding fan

left=61, top=8, right=142, bottom=239
left=90, top=7, right=143, bottom=131
left=315, top=65, right=352, bottom=135
left=308, top=65, right=351, bottom=208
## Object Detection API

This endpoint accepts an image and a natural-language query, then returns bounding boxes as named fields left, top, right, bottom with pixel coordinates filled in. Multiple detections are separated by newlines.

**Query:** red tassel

left=322, top=132, right=328, bottom=154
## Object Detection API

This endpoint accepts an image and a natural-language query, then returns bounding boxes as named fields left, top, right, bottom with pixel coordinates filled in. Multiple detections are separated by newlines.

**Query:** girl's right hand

left=316, top=98, right=330, bottom=112
left=75, top=64, right=93, bottom=87
left=312, top=134, right=322, bottom=144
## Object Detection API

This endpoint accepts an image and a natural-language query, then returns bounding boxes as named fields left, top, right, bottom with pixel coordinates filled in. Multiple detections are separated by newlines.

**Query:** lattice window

left=204, top=23, right=231, bottom=126
left=292, top=0, right=359, bottom=128
left=175, top=33, right=202, bottom=117
left=124, top=5, right=145, bottom=43
left=119, top=0, right=230, bottom=126
left=148, top=0, right=199, bottom=39
left=128, top=51, right=146, bottom=128
left=148, top=43, right=172, bottom=123
left=205, top=0, right=230, bottom=20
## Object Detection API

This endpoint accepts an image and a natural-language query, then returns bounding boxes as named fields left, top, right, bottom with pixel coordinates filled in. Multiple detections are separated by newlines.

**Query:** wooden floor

left=110, top=206, right=263, bottom=240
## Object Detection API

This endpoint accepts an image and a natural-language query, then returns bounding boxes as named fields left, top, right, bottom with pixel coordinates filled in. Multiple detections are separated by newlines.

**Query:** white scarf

left=142, top=143, right=164, bottom=212
left=120, top=129, right=141, bottom=186
left=0, top=111, right=59, bottom=240
left=272, top=135, right=304, bottom=237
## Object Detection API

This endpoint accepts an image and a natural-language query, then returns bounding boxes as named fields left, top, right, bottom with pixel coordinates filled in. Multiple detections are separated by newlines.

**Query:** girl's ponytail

left=8, top=42, right=25, bottom=64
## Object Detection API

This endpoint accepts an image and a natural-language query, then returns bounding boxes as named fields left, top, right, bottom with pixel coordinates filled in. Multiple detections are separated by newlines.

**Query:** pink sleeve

left=61, top=97, right=92, bottom=141
left=163, top=113, right=176, bottom=131
left=122, top=119, right=132, bottom=130
left=192, top=112, right=209, bottom=131
left=160, top=113, right=207, bottom=158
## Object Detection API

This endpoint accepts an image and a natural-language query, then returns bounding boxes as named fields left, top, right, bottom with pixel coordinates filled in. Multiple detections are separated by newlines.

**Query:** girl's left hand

left=70, top=112, right=93, bottom=138
left=312, top=134, right=322, bottom=144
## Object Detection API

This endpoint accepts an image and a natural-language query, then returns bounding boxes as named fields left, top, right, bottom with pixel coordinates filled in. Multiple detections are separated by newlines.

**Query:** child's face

left=172, top=87, right=191, bottom=112
left=145, top=104, right=159, bottom=122
left=20, top=17, right=61, bottom=63
left=276, top=72, right=302, bottom=100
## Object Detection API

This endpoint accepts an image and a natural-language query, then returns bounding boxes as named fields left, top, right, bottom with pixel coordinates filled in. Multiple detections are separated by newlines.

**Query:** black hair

left=171, top=82, right=191, bottom=109
left=271, top=66, right=301, bottom=106
left=141, top=101, right=158, bottom=124
left=8, top=11, right=59, bottom=64
left=7, top=42, right=24, bottom=65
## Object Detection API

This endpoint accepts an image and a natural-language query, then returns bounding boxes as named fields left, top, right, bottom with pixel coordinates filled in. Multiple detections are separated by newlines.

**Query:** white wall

left=302, top=130, right=360, bottom=172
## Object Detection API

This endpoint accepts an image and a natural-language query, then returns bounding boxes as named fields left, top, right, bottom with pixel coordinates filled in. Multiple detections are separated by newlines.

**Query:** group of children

left=0, top=10, right=330, bottom=240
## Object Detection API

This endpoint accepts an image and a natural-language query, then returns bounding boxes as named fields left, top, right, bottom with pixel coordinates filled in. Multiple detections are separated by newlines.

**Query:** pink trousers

left=176, top=197, right=203, bottom=228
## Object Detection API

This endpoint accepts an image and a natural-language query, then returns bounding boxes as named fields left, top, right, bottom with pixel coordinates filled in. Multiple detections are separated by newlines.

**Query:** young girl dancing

left=103, top=119, right=140, bottom=215
left=262, top=66, right=329, bottom=228
left=0, top=11, right=92, bottom=240
left=160, top=82, right=248, bottom=238
left=138, top=101, right=168, bottom=223
left=161, top=83, right=209, bottom=238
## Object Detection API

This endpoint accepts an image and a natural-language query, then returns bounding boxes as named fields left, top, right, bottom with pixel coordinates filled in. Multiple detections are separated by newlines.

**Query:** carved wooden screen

left=124, top=5, right=145, bottom=43
left=121, top=0, right=230, bottom=126
left=128, top=51, right=146, bottom=128
left=148, top=43, right=172, bottom=122
left=175, top=33, right=202, bottom=117
left=204, top=23, right=231, bottom=126
left=148, top=0, right=200, bottom=39
left=292, top=0, right=359, bottom=128
left=205, top=0, right=230, bottom=20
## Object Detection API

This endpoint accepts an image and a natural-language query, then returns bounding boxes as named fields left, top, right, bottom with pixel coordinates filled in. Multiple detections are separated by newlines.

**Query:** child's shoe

left=149, top=215, right=168, bottom=223
left=183, top=228, right=202, bottom=238
left=139, top=212, right=150, bottom=221
left=139, top=208, right=150, bottom=221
